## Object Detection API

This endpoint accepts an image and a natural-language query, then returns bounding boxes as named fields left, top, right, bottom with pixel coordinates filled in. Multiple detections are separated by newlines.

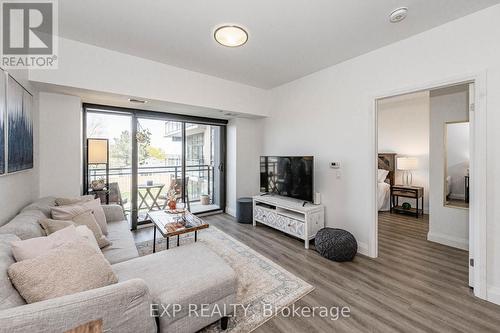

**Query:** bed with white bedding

left=378, top=153, right=396, bottom=211
left=378, top=181, right=391, bottom=211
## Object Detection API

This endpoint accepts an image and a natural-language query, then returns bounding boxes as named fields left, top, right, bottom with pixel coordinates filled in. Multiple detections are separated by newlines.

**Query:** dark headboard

left=378, top=153, right=396, bottom=186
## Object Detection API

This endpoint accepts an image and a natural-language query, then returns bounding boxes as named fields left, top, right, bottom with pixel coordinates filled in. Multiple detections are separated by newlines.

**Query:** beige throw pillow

left=54, top=195, right=95, bottom=206
left=73, top=212, right=111, bottom=248
left=39, top=219, right=74, bottom=235
left=51, top=204, right=90, bottom=220
left=80, top=199, right=108, bottom=235
left=75, top=226, right=101, bottom=253
left=11, top=225, right=82, bottom=262
left=51, top=206, right=111, bottom=249
left=51, top=200, right=108, bottom=236
left=8, top=241, right=118, bottom=304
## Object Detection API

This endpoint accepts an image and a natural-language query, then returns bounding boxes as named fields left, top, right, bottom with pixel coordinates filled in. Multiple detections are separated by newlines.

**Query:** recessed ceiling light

left=214, top=25, right=248, bottom=47
left=389, top=7, right=408, bottom=23
left=128, top=98, right=148, bottom=104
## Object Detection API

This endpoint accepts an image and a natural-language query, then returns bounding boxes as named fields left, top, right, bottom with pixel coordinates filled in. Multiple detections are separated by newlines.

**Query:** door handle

left=218, top=162, right=224, bottom=172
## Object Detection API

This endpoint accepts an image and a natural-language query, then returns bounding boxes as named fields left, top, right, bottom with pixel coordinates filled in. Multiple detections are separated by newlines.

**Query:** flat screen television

left=260, top=156, right=314, bottom=202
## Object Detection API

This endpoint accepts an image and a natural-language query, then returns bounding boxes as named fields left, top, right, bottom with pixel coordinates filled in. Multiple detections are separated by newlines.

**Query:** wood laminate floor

left=133, top=212, right=500, bottom=333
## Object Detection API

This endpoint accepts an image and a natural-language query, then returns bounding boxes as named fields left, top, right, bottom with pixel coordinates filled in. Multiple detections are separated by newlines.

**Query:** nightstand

left=390, top=185, right=424, bottom=218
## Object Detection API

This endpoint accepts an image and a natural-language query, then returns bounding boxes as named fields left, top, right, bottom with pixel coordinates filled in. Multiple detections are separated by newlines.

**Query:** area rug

left=135, top=226, right=314, bottom=332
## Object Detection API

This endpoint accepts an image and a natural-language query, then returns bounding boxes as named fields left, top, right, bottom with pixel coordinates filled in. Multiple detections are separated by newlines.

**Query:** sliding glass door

left=185, top=123, right=223, bottom=213
left=83, top=105, right=226, bottom=229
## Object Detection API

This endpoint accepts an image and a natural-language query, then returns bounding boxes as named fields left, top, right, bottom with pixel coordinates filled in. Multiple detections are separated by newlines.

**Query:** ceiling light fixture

left=214, top=25, right=248, bottom=47
left=128, top=98, right=148, bottom=104
left=389, top=7, right=408, bottom=23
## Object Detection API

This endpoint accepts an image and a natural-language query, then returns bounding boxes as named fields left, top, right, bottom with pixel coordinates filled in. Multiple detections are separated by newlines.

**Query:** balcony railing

left=88, top=164, right=216, bottom=211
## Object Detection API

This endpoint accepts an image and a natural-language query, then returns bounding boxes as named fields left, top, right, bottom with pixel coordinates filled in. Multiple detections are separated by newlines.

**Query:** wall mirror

left=444, top=121, right=470, bottom=209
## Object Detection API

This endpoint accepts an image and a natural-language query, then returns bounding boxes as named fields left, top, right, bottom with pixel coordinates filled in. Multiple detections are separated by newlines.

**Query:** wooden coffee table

left=147, top=210, right=209, bottom=252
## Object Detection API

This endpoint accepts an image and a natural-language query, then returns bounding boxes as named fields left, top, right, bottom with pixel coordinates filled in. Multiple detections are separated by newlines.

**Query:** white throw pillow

left=10, top=225, right=82, bottom=262
left=378, top=169, right=389, bottom=183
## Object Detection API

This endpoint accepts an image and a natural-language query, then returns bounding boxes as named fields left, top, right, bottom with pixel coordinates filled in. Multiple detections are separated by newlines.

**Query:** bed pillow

left=8, top=241, right=117, bottom=304
left=10, top=225, right=82, bottom=262
left=377, top=169, right=389, bottom=183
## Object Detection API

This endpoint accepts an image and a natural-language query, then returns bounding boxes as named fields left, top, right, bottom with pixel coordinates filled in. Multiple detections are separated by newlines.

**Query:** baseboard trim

left=427, top=232, right=468, bottom=250
left=357, top=242, right=369, bottom=256
left=487, top=286, right=500, bottom=306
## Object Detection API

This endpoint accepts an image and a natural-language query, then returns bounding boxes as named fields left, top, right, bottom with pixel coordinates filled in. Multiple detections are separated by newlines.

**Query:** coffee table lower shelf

left=148, top=210, right=209, bottom=253
left=153, top=226, right=209, bottom=252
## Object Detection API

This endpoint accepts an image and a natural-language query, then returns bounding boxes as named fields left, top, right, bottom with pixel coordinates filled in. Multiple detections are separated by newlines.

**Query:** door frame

left=370, top=72, right=487, bottom=300
left=82, top=103, right=228, bottom=230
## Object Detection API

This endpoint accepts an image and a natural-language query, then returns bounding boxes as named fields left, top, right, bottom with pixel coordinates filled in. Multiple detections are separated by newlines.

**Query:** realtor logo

left=1, top=0, right=58, bottom=68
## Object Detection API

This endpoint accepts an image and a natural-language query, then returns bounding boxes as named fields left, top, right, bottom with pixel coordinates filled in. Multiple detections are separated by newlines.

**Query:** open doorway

left=375, top=82, right=473, bottom=288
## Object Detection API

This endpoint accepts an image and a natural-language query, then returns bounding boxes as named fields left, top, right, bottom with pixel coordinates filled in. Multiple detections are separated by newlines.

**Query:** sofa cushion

left=0, top=210, right=47, bottom=240
left=101, top=220, right=138, bottom=264
left=11, top=225, right=83, bottom=262
left=0, top=234, right=26, bottom=310
left=20, top=197, right=57, bottom=217
left=8, top=241, right=118, bottom=304
left=112, top=243, right=237, bottom=328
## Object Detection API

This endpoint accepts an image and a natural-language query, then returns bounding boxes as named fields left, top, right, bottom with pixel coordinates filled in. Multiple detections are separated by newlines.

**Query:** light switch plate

left=330, top=162, right=341, bottom=169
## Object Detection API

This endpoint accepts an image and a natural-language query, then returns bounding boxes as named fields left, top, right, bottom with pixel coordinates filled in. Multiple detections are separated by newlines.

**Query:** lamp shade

left=397, top=157, right=418, bottom=170
left=87, top=139, right=108, bottom=164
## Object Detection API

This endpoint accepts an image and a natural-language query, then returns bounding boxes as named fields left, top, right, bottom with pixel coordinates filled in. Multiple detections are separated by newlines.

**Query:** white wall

left=428, top=87, right=469, bottom=250
left=378, top=91, right=430, bottom=212
left=0, top=69, right=39, bottom=226
left=29, top=37, right=271, bottom=118
left=38, top=92, right=83, bottom=197
left=261, top=4, right=500, bottom=303
left=225, top=118, right=262, bottom=216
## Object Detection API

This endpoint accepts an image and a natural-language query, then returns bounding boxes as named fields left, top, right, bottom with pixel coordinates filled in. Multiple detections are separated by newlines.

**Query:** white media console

left=252, top=195, right=325, bottom=249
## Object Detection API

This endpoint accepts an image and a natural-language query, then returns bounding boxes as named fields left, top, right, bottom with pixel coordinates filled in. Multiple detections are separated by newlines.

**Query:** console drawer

left=254, top=206, right=277, bottom=225
left=279, top=215, right=305, bottom=237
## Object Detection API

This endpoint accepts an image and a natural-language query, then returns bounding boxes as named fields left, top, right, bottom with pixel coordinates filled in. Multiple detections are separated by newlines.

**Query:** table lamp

left=397, top=157, right=418, bottom=186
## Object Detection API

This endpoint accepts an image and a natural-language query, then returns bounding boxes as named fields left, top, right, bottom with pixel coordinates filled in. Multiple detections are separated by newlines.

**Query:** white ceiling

left=59, top=0, right=500, bottom=89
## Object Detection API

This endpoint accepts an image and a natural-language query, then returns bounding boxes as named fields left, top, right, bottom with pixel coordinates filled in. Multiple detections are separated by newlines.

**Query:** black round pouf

left=236, top=197, right=253, bottom=224
left=315, top=228, right=357, bottom=262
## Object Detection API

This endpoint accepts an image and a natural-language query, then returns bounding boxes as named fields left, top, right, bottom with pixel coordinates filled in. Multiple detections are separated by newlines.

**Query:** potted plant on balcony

left=200, top=194, right=210, bottom=205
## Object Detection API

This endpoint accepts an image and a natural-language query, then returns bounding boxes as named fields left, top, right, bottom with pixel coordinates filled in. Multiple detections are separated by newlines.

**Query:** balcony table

left=138, top=183, right=165, bottom=211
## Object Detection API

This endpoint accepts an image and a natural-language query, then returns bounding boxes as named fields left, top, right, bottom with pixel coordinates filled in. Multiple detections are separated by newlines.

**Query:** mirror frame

left=443, top=120, right=470, bottom=209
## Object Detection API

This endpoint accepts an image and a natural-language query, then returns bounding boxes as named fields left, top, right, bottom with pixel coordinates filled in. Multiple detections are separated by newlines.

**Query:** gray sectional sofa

left=0, top=197, right=237, bottom=333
